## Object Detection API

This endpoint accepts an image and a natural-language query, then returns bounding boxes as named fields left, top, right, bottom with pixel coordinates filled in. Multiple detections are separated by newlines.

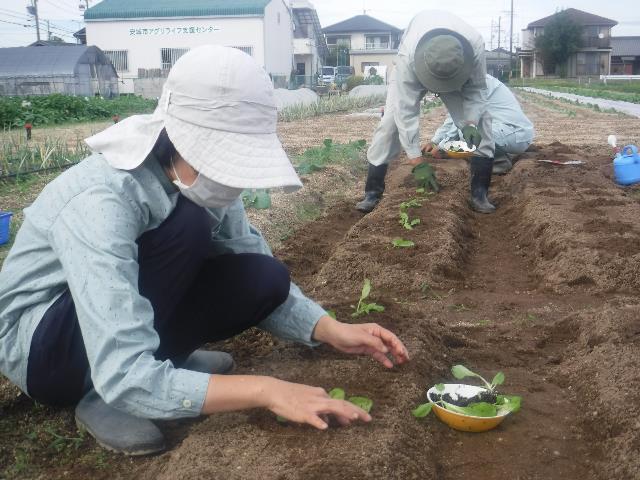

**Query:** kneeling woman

left=0, top=46, right=409, bottom=455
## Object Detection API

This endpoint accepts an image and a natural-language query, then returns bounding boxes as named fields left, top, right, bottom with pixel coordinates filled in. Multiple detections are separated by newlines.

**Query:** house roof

left=611, top=36, right=640, bottom=57
left=0, top=46, right=112, bottom=78
left=85, top=0, right=271, bottom=21
left=323, top=14, right=401, bottom=34
left=527, top=8, right=617, bottom=28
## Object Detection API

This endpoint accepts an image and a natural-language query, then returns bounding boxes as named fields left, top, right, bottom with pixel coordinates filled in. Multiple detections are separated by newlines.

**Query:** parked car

left=320, top=66, right=336, bottom=84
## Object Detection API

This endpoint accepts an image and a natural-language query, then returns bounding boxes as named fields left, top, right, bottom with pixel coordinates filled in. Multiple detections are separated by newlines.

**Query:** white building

left=291, top=0, right=327, bottom=87
left=84, top=0, right=294, bottom=94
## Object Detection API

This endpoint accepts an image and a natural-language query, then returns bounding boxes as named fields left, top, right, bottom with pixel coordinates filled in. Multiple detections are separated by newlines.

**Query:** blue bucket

left=0, top=212, right=13, bottom=246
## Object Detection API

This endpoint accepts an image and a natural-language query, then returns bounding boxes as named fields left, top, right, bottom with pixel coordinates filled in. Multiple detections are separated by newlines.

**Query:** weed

left=242, top=189, right=271, bottom=210
left=45, top=427, right=85, bottom=452
left=420, top=282, right=442, bottom=300
left=448, top=303, right=471, bottom=312
left=294, top=138, right=366, bottom=175
left=295, top=201, right=322, bottom=222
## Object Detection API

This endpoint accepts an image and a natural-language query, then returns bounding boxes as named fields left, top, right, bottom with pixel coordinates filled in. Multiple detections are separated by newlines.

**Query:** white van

left=320, top=66, right=336, bottom=84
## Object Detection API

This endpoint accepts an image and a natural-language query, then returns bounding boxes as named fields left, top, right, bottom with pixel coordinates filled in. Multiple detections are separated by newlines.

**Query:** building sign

left=129, top=26, right=221, bottom=36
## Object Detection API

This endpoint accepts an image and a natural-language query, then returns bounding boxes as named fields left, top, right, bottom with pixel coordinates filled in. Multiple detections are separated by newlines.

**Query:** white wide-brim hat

left=85, top=45, right=302, bottom=192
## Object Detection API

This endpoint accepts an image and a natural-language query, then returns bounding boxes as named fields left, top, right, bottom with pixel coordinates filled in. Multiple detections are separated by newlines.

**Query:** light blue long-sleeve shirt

left=432, top=75, right=535, bottom=148
left=0, top=154, right=326, bottom=419
left=394, top=10, right=489, bottom=159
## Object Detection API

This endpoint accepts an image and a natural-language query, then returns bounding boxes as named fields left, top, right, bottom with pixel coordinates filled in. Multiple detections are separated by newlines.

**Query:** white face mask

left=172, top=157, right=243, bottom=208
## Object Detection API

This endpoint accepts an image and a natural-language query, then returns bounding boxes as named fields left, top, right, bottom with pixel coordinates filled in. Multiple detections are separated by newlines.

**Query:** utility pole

left=27, top=0, right=41, bottom=42
left=497, top=16, right=501, bottom=51
left=47, top=19, right=50, bottom=40
left=490, top=18, right=494, bottom=50
left=509, top=0, right=514, bottom=75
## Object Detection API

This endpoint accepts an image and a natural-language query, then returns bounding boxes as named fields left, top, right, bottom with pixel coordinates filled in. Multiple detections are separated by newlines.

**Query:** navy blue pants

left=26, top=197, right=290, bottom=406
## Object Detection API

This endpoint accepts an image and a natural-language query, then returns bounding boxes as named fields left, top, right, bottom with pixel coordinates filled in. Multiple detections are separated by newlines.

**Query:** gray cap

left=414, top=32, right=474, bottom=93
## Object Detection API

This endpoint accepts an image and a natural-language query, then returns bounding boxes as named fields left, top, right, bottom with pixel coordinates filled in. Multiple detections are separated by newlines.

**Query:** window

left=161, top=48, right=189, bottom=70
left=228, top=46, right=254, bottom=57
left=326, top=36, right=351, bottom=48
left=577, top=52, right=599, bottom=75
left=296, top=62, right=305, bottom=75
left=365, top=35, right=390, bottom=50
left=103, top=50, right=129, bottom=72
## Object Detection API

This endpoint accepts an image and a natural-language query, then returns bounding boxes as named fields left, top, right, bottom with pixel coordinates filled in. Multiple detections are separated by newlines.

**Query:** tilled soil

left=135, top=141, right=640, bottom=479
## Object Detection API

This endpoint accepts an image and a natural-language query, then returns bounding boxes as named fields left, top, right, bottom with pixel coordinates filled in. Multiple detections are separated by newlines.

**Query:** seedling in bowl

left=351, top=278, right=385, bottom=317
left=412, top=365, right=521, bottom=428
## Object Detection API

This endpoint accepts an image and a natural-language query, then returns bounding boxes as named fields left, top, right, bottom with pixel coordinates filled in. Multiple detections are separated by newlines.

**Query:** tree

left=534, top=10, right=583, bottom=78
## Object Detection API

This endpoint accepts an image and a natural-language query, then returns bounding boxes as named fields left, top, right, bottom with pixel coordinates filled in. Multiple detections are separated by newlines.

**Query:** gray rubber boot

left=176, top=350, right=235, bottom=375
left=469, top=156, right=496, bottom=214
left=75, top=390, right=166, bottom=456
left=492, top=146, right=513, bottom=175
left=355, top=163, right=388, bottom=213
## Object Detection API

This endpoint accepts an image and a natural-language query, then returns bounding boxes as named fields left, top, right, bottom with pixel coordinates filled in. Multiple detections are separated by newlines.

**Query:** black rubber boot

left=469, top=156, right=496, bottom=214
left=355, top=163, right=388, bottom=213
left=492, top=146, right=513, bottom=175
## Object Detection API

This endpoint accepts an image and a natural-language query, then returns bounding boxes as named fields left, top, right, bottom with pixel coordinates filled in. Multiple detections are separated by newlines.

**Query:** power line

left=43, top=0, right=83, bottom=17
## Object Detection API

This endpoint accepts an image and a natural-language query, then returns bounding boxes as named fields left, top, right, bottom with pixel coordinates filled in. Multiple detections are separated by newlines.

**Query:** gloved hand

left=421, top=143, right=446, bottom=159
left=461, top=124, right=482, bottom=149
left=412, top=162, right=440, bottom=193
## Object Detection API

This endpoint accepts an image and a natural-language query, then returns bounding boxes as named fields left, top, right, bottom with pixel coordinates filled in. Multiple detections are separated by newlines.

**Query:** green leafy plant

left=329, top=388, right=345, bottom=400
left=295, top=138, right=366, bottom=175
left=413, top=366, right=521, bottom=419
left=398, top=211, right=420, bottom=230
left=392, top=238, right=415, bottom=248
left=348, top=396, right=373, bottom=413
left=351, top=278, right=385, bottom=317
left=241, top=189, right=271, bottom=209
left=412, top=162, right=440, bottom=193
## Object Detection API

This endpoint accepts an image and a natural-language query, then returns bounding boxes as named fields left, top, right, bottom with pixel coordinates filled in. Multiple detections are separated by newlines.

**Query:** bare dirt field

left=1, top=92, right=640, bottom=479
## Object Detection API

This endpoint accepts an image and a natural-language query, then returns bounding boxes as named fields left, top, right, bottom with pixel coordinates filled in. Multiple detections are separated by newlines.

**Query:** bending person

left=426, top=74, right=534, bottom=174
left=356, top=10, right=495, bottom=214
left=0, top=46, right=409, bottom=456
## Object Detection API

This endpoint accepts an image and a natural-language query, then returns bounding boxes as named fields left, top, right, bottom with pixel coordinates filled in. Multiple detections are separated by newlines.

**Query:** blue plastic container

left=613, top=144, right=640, bottom=186
left=0, top=212, right=13, bottom=246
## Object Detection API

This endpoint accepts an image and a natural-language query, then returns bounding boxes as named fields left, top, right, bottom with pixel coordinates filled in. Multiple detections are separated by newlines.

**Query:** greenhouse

left=0, top=45, right=118, bottom=97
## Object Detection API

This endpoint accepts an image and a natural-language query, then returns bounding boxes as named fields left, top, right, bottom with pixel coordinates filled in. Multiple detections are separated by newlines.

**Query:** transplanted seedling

left=277, top=388, right=373, bottom=423
left=392, top=238, right=415, bottom=248
left=398, top=197, right=422, bottom=230
left=412, top=365, right=521, bottom=419
left=351, top=278, right=385, bottom=317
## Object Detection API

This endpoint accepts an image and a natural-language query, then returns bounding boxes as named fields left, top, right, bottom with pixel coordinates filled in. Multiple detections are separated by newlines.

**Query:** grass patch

left=518, top=78, right=640, bottom=104
left=293, top=138, right=367, bottom=175
left=294, top=200, right=323, bottom=222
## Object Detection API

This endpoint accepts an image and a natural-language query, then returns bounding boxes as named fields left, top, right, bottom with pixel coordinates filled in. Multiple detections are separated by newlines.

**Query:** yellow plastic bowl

left=427, top=383, right=509, bottom=433
left=441, top=141, right=476, bottom=159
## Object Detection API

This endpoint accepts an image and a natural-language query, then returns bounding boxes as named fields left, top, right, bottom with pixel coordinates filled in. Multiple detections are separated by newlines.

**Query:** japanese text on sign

left=129, top=26, right=221, bottom=36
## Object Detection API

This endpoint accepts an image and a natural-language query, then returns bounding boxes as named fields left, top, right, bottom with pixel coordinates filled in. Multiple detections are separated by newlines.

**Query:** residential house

left=611, top=37, right=640, bottom=75
left=84, top=0, right=294, bottom=95
left=322, top=14, right=402, bottom=79
left=518, top=8, right=617, bottom=78
left=485, top=48, right=516, bottom=80
left=291, top=0, right=328, bottom=87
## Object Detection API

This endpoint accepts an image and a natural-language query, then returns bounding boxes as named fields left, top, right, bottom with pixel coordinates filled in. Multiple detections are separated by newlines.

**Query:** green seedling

left=351, top=278, right=385, bottom=317
left=412, top=162, right=440, bottom=193
left=399, top=198, right=422, bottom=210
left=326, top=310, right=337, bottom=320
left=329, top=388, right=345, bottom=400
left=392, top=238, right=415, bottom=248
left=413, top=368, right=521, bottom=419
left=399, top=211, right=420, bottom=230
left=451, top=364, right=504, bottom=392
left=242, top=189, right=271, bottom=209
left=420, top=282, right=442, bottom=300
left=348, top=396, right=373, bottom=413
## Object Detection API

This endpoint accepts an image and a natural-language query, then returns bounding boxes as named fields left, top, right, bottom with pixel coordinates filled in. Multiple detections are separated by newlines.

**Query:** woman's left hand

left=312, top=316, right=410, bottom=368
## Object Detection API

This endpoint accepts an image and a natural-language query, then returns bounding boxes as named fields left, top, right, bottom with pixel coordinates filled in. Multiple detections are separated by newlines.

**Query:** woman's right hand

left=264, top=378, right=372, bottom=430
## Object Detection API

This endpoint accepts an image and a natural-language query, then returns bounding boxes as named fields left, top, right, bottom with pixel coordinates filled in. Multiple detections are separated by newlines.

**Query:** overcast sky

left=0, top=0, right=638, bottom=48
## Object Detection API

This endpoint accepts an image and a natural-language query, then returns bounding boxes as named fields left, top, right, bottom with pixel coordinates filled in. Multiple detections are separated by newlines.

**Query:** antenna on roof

left=363, top=0, right=366, bottom=15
